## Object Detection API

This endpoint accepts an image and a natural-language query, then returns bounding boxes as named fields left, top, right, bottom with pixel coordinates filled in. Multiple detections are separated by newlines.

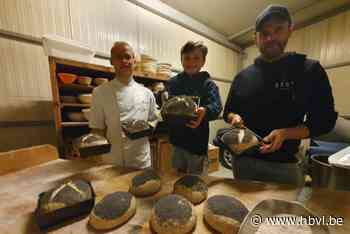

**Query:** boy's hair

left=181, top=41, right=208, bottom=59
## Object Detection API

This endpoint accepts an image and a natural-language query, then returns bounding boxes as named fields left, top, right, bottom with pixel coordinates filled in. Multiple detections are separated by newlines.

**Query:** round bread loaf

left=173, top=175, right=208, bottom=204
left=203, top=195, right=249, bottom=233
left=129, top=169, right=161, bottom=196
left=89, top=191, right=136, bottom=230
left=150, top=194, right=196, bottom=234
left=40, top=179, right=93, bottom=213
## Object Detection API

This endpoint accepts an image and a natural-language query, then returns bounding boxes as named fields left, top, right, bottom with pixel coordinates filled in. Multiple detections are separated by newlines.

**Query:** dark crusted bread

left=173, top=175, right=208, bottom=204
left=89, top=191, right=136, bottom=230
left=39, top=179, right=93, bottom=213
left=150, top=194, right=196, bottom=234
left=206, top=195, right=248, bottom=221
left=203, top=195, right=249, bottom=233
left=129, top=169, right=161, bottom=196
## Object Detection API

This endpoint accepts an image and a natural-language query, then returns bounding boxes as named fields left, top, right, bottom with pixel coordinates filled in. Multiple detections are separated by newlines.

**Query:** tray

left=122, top=125, right=154, bottom=140
left=78, top=143, right=111, bottom=157
left=34, top=180, right=95, bottom=232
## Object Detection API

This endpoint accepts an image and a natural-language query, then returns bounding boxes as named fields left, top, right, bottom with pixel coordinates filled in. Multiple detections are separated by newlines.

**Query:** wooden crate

left=208, top=144, right=219, bottom=173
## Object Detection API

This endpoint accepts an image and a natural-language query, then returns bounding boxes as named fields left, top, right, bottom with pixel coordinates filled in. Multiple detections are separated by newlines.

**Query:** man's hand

left=228, top=113, right=244, bottom=128
left=260, top=129, right=287, bottom=154
left=187, top=107, right=206, bottom=128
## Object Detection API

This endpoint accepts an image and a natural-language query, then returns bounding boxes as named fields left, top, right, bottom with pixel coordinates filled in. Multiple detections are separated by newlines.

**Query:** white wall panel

left=137, top=5, right=178, bottom=65
left=0, top=0, right=71, bottom=38
left=0, top=37, right=52, bottom=121
left=242, top=46, right=259, bottom=69
left=326, top=12, right=347, bottom=65
left=214, top=80, right=231, bottom=107
left=70, top=0, right=138, bottom=54
left=327, top=66, right=350, bottom=115
left=0, top=37, right=51, bottom=100
left=227, top=49, right=239, bottom=79
left=209, top=80, right=231, bottom=144
left=286, top=28, right=305, bottom=55
left=344, top=11, right=350, bottom=63
left=90, top=57, right=112, bottom=68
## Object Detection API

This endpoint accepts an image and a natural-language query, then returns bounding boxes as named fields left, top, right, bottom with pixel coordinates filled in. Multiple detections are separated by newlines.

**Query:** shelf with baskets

left=58, top=83, right=94, bottom=93
left=48, top=56, right=171, bottom=158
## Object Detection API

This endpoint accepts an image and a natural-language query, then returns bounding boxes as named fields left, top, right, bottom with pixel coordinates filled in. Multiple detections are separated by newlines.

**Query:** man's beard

left=260, top=41, right=287, bottom=60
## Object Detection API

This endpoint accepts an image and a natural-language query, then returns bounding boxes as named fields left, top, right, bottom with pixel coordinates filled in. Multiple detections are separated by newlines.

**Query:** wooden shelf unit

left=48, top=56, right=170, bottom=158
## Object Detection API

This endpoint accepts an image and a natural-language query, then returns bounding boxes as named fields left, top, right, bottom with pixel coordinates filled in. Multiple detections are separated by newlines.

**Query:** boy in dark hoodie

left=167, top=41, right=223, bottom=175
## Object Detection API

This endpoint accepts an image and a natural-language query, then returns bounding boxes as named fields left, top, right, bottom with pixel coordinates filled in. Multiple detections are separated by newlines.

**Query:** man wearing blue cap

left=223, top=5, right=337, bottom=185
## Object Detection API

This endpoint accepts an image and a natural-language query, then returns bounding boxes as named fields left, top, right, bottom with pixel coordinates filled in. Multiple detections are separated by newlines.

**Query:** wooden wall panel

left=0, top=126, right=57, bottom=153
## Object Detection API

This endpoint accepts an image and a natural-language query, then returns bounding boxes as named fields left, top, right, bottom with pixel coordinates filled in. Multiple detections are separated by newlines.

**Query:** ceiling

left=159, top=0, right=350, bottom=47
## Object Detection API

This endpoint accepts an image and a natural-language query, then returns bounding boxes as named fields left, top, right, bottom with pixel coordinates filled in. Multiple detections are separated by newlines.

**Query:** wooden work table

left=0, top=158, right=348, bottom=233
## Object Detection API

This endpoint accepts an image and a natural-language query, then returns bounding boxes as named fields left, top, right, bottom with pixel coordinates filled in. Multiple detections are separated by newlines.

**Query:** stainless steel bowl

left=239, top=199, right=329, bottom=234
left=310, top=155, right=333, bottom=188
left=311, top=154, right=350, bottom=191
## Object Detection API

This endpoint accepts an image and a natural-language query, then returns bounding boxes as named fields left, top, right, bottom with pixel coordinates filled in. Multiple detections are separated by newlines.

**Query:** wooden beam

left=0, top=144, right=59, bottom=176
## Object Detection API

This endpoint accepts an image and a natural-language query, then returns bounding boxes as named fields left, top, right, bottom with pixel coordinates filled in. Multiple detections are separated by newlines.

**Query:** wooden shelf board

left=58, top=83, right=94, bottom=92
left=61, top=122, right=89, bottom=127
left=60, top=103, right=90, bottom=108
left=134, top=71, right=169, bottom=81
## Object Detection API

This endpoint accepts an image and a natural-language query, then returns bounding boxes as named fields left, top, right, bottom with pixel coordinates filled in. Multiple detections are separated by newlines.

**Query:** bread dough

left=129, top=169, right=161, bottom=196
left=173, top=175, right=208, bottom=204
left=150, top=194, right=196, bottom=234
left=40, top=179, right=93, bottom=213
left=89, top=191, right=136, bottom=230
left=203, top=195, right=249, bottom=234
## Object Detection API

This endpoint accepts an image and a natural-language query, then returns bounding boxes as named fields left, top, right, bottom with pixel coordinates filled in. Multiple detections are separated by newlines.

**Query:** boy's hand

left=187, top=107, right=206, bottom=129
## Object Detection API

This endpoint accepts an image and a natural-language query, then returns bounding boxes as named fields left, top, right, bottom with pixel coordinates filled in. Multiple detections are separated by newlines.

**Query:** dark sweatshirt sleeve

left=223, top=74, right=242, bottom=123
left=304, top=62, right=338, bottom=137
left=165, top=79, right=175, bottom=96
left=202, top=80, right=223, bottom=121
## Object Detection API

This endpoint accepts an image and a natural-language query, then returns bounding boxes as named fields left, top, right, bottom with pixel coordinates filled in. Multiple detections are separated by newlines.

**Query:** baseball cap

left=256, top=5, right=292, bottom=32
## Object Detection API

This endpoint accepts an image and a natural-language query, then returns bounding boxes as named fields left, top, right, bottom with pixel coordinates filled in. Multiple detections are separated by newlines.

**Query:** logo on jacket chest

left=274, top=80, right=295, bottom=90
